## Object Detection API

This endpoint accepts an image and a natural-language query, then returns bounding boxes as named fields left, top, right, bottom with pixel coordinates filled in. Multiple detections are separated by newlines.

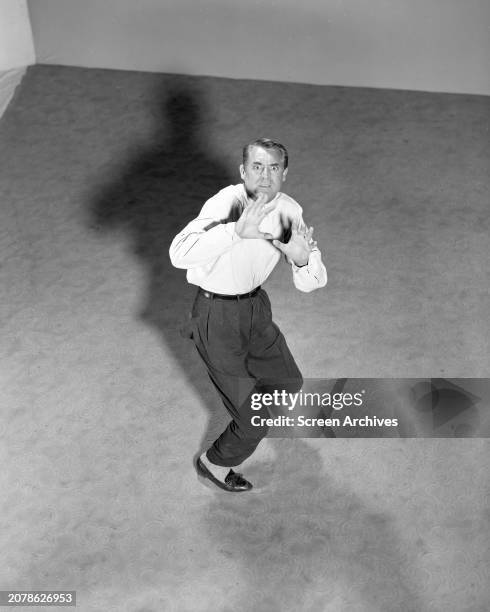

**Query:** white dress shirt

left=169, top=184, right=327, bottom=294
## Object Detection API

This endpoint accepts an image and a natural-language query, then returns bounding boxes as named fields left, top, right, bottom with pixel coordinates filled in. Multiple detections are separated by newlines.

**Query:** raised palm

left=235, top=193, right=277, bottom=239
left=273, top=223, right=316, bottom=267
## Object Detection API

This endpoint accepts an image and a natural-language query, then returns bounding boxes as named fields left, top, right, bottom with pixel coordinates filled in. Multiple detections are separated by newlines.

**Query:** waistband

left=198, top=286, right=261, bottom=300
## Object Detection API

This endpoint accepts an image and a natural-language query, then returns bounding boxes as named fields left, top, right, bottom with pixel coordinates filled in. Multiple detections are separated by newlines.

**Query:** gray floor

left=1, top=65, right=489, bottom=611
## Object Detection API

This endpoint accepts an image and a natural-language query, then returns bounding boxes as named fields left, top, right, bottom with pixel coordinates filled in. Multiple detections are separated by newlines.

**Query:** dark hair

left=242, top=138, right=288, bottom=169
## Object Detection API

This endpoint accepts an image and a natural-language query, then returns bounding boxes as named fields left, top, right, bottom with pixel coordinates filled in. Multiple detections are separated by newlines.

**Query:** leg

left=190, top=292, right=270, bottom=467
left=204, top=365, right=271, bottom=466
left=247, top=289, right=303, bottom=396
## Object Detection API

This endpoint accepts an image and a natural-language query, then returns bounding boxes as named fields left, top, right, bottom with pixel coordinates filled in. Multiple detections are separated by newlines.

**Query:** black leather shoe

left=196, top=458, right=253, bottom=492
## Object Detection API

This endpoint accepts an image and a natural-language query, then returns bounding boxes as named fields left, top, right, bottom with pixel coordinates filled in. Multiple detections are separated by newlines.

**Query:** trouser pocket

left=181, top=292, right=211, bottom=342
left=179, top=314, right=197, bottom=339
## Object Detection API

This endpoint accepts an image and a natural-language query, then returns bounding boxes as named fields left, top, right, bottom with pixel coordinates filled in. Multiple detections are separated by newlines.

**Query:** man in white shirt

left=169, top=138, right=327, bottom=492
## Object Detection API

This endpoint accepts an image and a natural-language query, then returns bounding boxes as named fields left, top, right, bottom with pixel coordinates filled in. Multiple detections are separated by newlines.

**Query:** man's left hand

left=272, top=223, right=317, bottom=267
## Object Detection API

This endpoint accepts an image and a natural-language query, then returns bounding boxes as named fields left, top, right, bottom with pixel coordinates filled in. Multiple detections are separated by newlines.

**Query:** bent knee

left=258, top=375, right=303, bottom=396
left=247, top=421, right=269, bottom=440
left=288, top=375, right=303, bottom=394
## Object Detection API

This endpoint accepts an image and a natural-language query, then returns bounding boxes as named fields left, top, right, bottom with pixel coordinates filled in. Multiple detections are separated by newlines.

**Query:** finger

left=299, top=218, right=309, bottom=232
left=272, top=239, right=286, bottom=251
left=247, top=194, right=264, bottom=209
left=259, top=203, right=277, bottom=219
left=263, top=200, right=278, bottom=212
left=252, top=193, right=271, bottom=207
left=249, top=201, right=265, bottom=216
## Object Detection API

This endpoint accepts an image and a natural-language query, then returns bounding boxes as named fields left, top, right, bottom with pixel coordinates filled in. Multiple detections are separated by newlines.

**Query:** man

left=169, top=138, right=327, bottom=492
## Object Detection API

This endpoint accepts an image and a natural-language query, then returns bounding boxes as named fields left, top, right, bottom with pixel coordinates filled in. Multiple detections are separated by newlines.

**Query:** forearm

left=169, top=219, right=240, bottom=269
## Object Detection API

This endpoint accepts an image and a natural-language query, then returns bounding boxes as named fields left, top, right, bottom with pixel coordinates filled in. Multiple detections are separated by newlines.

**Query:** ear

left=282, top=167, right=288, bottom=182
left=239, top=164, right=245, bottom=180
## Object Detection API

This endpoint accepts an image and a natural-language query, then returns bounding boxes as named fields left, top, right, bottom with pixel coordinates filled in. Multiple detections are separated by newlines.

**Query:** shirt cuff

left=290, top=249, right=327, bottom=286
left=291, top=253, right=312, bottom=271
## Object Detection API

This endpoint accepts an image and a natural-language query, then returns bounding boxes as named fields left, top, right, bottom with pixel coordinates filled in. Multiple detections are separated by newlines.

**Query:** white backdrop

left=27, top=0, right=490, bottom=95
left=0, top=0, right=34, bottom=70
left=0, top=0, right=35, bottom=117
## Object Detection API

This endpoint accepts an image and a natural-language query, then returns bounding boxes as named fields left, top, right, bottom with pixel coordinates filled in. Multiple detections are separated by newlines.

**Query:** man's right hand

left=235, top=193, right=277, bottom=239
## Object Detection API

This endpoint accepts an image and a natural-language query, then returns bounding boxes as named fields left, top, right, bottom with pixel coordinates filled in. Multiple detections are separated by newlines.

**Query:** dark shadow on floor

left=89, top=76, right=235, bottom=449
left=206, top=438, right=426, bottom=612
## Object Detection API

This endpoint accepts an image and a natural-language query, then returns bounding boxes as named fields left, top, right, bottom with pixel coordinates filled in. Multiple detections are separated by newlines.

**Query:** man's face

left=240, top=146, right=288, bottom=203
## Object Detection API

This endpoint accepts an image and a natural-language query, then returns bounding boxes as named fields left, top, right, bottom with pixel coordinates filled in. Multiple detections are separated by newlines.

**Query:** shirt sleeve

left=285, top=203, right=328, bottom=293
left=169, top=188, right=242, bottom=269
left=290, top=248, right=328, bottom=292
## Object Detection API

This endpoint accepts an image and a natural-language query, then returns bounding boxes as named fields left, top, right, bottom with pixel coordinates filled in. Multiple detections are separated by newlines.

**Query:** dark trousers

left=187, top=288, right=303, bottom=467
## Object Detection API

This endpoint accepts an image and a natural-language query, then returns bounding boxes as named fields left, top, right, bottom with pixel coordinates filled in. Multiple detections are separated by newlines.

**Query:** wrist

left=293, top=258, right=308, bottom=268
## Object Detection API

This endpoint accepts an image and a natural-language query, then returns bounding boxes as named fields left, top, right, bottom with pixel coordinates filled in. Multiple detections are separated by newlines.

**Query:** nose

left=261, top=166, right=271, bottom=181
